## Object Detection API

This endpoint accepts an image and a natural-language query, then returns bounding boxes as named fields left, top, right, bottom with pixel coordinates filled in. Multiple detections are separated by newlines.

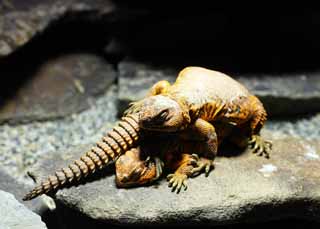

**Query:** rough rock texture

left=118, top=61, right=320, bottom=116
left=237, top=73, right=320, bottom=116
left=0, top=0, right=115, bottom=56
left=0, top=168, right=49, bottom=214
left=266, top=113, right=320, bottom=141
left=0, top=190, right=47, bottom=229
left=28, top=130, right=320, bottom=225
left=0, top=85, right=117, bottom=181
left=0, top=53, right=116, bottom=124
left=118, top=61, right=176, bottom=114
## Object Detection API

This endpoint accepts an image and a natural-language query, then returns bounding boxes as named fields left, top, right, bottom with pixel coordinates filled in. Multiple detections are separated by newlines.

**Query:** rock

left=236, top=73, right=320, bottom=116
left=118, top=61, right=320, bottom=116
left=0, top=0, right=115, bottom=57
left=0, top=190, right=47, bottom=229
left=0, top=53, right=116, bottom=124
left=28, top=131, right=320, bottom=225
left=0, top=168, right=49, bottom=214
left=266, top=113, right=320, bottom=141
left=118, top=61, right=177, bottom=114
left=0, top=85, right=117, bottom=183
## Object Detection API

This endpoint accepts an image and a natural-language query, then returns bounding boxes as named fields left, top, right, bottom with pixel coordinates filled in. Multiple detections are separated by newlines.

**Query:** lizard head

left=115, top=148, right=159, bottom=187
left=133, top=95, right=189, bottom=132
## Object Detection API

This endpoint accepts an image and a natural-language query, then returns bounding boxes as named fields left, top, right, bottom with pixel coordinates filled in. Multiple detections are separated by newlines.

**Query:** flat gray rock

left=0, top=169, right=48, bottom=214
left=0, top=53, right=116, bottom=124
left=0, top=0, right=115, bottom=56
left=118, top=61, right=320, bottom=116
left=118, top=61, right=176, bottom=114
left=28, top=132, right=320, bottom=225
left=0, top=190, right=47, bottom=229
left=237, top=73, right=320, bottom=116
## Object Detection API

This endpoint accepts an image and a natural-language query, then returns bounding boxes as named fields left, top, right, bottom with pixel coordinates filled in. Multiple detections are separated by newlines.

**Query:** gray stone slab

left=0, top=53, right=116, bottom=124
left=27, top=131, right=320, bottom=225
left=118, top=61, right=320, bottom=116
left=0, top=85, right=117, bottom=184
left=236, top=73, right=320, bottom=116
left=0, top=168, right=49, bottom=214
left=0, top=0, right=115, bottom=56
left=118, top=61, right=176, bottom=114
left=0, top=190, right=47, bottom=229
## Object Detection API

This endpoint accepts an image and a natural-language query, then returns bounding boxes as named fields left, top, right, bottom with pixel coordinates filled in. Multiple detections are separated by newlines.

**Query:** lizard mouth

left=140, top=124, right=178, bottom=132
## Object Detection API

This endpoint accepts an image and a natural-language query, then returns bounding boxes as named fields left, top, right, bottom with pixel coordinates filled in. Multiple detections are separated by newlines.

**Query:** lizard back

left=167, top=67, right=251, bottom=121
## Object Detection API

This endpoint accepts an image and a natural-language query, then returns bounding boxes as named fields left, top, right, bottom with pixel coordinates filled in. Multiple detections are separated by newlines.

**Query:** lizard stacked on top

left=23, top=66, right=271, bottom=200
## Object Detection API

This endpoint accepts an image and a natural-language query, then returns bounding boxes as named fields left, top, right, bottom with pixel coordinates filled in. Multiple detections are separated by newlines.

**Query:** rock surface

left=118, top=61, right=320, bottom=116
left=0, top=0, right=115, bottom=57
left=0, top=168, right=49, bottom=214
left=28, top=131, right=320, bottom=225
left=0, top=85, right=117, bottom=180
left=0, top=190, right=47, bottom=229
left=0, top=53, right=116, bottom=124
left=118, top=61, right=177, bottom=114
left=237, top=73, right=320, bottom=116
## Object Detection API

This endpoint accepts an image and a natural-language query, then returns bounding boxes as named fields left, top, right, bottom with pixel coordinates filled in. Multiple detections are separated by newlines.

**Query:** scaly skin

left=124, top=66, right=272, bottom=192
left=115, top=139, right=199, bottom=193
left=23, top=114, right=140, bottom=201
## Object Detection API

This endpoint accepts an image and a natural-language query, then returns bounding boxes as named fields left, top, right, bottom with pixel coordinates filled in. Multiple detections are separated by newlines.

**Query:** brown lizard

left=23, top=66, right=271, bottom=199
left=122, top=66, right=272, bottom=192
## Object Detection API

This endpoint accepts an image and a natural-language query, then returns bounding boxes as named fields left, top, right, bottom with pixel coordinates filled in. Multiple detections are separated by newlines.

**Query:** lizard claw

left=249, top=135, right=272, bottom=159
left=167, top=173, right=188, bottom=194
left=190, top=158, right=214, bottom=177
left=188, top=154, right=200, bottom=166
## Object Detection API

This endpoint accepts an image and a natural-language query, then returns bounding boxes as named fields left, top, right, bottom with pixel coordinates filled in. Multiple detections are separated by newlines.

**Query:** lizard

left=122, top=66, right=272, bottom=192
left=23, top=66, right=271, bottom=200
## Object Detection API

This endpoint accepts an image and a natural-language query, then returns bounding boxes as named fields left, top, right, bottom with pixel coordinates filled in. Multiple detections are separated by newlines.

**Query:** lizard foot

left=167, top=173, right=188, bottom=194
left=248, top=135, right=272, bottom=158
left=190, top=154, right=214, bottom=177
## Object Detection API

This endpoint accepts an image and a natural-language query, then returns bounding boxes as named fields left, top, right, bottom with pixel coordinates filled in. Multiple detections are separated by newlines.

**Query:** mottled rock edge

left=0, top=190, right=47, bottom=229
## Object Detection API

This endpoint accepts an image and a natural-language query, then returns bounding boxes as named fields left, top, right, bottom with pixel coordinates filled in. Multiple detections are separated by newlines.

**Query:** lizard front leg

left=173, top=119, right=218, bottom=182
left=165, top=153, right=198, bottom=193
left=181, top=118, right=218, bottom=158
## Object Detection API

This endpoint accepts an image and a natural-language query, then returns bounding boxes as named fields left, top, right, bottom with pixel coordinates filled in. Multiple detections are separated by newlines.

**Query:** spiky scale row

left=23, top=115, right=140, bottom=201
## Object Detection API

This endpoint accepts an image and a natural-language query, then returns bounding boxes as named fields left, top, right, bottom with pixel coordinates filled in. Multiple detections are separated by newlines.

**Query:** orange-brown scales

left=23, top=66, right=271, bottom=200
left=124, top=66, right=272, bottom=192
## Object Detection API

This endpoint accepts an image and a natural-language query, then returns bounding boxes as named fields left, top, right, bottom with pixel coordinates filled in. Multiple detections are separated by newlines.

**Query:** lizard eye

left=157, top=110, right=169, bottom=121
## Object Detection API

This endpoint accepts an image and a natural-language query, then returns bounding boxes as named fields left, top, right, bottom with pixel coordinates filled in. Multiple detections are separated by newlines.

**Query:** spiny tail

left=23, top=114, right=140, bottom=201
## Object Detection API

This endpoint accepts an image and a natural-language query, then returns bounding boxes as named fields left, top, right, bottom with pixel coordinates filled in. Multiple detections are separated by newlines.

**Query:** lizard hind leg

left=248, top=135, right=272, bottom=158
left=247, top=95, right=272, bottom=158
left=228, top=95, right=272, bottom=158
